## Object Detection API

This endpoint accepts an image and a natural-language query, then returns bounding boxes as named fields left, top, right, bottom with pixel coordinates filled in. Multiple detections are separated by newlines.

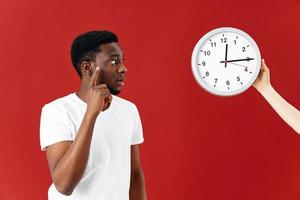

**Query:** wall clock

left=191, top=27, right=261, bottom=96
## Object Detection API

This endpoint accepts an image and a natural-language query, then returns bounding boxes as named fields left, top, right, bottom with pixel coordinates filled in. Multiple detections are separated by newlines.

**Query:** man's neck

left=75, top=81, right=89, bottom=104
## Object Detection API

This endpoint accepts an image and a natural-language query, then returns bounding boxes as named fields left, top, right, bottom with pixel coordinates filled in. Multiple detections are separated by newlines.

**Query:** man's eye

left=110, top=59, right=117, bottom=65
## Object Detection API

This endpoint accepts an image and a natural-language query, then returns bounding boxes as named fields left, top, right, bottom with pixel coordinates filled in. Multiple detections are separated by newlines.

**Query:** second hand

left=228, top=62, right=247, bottom=68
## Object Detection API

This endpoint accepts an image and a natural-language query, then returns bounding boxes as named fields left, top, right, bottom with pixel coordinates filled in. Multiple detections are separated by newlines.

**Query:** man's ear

left=81, top=61, right=92, bottom=77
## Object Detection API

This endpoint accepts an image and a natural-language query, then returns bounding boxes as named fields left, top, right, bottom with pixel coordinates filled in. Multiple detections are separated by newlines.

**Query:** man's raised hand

left=86, top=67, right=112, bottom=116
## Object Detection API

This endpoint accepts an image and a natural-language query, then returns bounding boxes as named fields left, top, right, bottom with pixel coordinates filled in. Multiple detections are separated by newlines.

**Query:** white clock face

left=191, top=27, right=261, bottom=96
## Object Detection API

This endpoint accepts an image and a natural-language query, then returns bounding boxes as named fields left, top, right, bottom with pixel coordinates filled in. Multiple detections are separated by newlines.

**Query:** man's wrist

left=85, top=110, right=99, bottom=121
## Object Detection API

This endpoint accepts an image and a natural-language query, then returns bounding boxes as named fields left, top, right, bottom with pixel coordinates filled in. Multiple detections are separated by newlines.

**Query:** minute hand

left=220, top=58, right=254, bottom=63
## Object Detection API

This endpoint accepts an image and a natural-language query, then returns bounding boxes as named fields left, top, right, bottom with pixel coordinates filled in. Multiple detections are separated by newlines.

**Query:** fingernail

left=96, top=67, right=99, bottom=70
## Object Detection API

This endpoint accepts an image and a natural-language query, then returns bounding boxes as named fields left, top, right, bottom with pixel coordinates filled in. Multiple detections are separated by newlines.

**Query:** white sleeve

left=40, top=104, right=73, bottom=151
left=131, top=104, right=144, bottom=145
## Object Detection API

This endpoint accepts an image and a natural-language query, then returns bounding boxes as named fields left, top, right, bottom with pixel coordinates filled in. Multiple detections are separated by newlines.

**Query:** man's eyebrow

left=108, top=53, right=124, bottom=58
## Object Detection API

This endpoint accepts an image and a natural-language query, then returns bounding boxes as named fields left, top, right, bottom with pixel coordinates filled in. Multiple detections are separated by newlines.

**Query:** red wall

left=1, top=0, right=300, bottom=199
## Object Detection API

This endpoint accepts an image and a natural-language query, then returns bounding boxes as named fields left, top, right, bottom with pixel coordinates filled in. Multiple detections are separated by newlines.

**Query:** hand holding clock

left=252, top=59, right=270, bottom=92
left=253, top=59, right=300, bottom=134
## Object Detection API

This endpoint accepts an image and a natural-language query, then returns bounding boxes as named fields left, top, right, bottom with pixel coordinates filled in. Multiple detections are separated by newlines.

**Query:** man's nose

left=118, top=64, right=127, bottom=74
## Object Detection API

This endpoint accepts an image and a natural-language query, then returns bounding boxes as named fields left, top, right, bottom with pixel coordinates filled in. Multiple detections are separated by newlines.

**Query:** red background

left=1, top=0, right=300, bottom=199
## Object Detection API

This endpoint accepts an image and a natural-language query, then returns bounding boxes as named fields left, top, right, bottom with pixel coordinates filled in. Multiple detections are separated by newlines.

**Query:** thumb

left=261, top=59, right=269, bottom=71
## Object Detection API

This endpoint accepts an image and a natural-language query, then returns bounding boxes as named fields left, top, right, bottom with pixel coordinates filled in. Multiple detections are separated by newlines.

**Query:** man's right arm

left=45, top=67, right=112, bottom=195
left=46, top=111, right=97, bottom=195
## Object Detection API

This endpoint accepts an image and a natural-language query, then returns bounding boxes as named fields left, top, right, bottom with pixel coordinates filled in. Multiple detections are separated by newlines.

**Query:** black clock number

left=213, top=78, right=218, bottom=87
left=211, top=42, right=217, bottom=47
left=237, top=76, right=240, bottom=81
left=226, top=80, right=230, bottom=85
left=242, top=47, right=246, bottom=52
left=221, top=38, right=227, bottom=43
left=204, top=51, right=211, bottom=56
left=206, top=71, right=209, bottom=76
left=244, top=67, right=248, bottom=72
left=198, top=61, right=206, bottom=66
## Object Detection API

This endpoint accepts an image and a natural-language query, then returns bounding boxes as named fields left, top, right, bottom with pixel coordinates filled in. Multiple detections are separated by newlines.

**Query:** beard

left=108, top=86, right=121, bottom=95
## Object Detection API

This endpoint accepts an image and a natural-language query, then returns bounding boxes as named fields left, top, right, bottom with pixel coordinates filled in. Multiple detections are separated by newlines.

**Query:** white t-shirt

left=40, top=93, right=144, bottom=200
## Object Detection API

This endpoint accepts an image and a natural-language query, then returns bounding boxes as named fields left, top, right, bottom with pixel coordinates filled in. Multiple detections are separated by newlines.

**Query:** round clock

left=191, top=27, right=261, bottom=96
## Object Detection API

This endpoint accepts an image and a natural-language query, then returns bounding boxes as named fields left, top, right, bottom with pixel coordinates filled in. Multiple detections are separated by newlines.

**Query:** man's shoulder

left=112, top=95, right=137, bottom=109
left=42, top=93, right=75, bottom=111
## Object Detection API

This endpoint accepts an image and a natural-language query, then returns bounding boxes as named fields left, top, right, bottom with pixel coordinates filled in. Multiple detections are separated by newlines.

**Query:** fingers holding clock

left=257, top=59, right=270, bottom=75
left=261, top=59, right=269, bottom=72
left=252, top=58, right=271, bottom=92
left=259, top=59, right=270, bottom=83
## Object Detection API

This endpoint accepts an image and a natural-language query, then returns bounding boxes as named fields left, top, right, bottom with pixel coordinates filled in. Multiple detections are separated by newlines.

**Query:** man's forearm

left=260, top=85, right=300, bottom=134
left=129, top=170, right=147, bottom=200
left=52, top=111, right=98, bottom=195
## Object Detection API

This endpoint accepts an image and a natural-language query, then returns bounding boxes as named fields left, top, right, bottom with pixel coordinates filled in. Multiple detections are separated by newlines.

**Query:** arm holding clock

left=253, top=59, right=300, bottom=134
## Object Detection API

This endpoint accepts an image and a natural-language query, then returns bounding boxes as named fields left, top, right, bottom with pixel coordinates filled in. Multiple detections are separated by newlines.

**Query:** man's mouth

left=116, top=78, right=125, bottom=86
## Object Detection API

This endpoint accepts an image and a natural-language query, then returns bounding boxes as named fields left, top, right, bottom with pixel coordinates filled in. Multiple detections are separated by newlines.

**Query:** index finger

left=96, top=67, right=104, bottom=86
left=88, top=66, right=100, bottom=88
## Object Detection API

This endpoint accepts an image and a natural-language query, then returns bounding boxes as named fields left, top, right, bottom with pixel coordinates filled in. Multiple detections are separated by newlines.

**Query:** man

left=40, top=30, right=147, bottom=200
left=253, top=59, right=300, bottom=134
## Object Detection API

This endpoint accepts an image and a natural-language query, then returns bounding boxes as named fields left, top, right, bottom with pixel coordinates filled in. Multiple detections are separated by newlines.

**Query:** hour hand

left=224, top=44, right=228, bottom=68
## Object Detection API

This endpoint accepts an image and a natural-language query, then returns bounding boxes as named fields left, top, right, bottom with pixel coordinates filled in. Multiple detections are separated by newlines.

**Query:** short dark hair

left=71, top=30, right=118, bottom=78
